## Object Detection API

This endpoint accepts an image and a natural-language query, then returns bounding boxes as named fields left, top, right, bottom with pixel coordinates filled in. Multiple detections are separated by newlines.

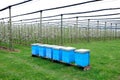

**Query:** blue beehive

left=38, top=44, right=46, bottom=57
left=61, top=47, right=76, bottom=64
left=45, top=45, right=54, bottom=59
left=31, top=43, right=39, bottom=56
left=52, top=46, right=63, bottom=61
left=75, top=49, right=90, bottom=67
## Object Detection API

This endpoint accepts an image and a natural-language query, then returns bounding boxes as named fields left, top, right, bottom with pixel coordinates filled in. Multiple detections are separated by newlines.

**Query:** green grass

left=0, top=40, right=120, bottom=80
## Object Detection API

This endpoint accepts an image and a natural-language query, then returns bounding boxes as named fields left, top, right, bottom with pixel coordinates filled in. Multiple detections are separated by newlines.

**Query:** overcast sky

left=0, top=0, right=120, bottom=21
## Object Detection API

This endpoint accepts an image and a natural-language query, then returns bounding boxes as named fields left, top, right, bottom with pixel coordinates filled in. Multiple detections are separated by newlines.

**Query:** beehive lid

left=38, top=44, right=45, bottom=46
left=44, top=44, right=57, bottom=48
left=52, top=46, right=64, bottom=49
left=75, top=49, right=90, bottom=53
left=42, top=44, right=50, bottom=47
left=61, top=47, right=76, bottom=51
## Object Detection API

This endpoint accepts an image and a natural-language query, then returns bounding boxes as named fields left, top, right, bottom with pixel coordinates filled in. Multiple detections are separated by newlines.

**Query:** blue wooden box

left=61, top=47, right=75, bottom=64
left=75, top=49, right=90, bottom=67
left=31, top=43, right=39, bottom=56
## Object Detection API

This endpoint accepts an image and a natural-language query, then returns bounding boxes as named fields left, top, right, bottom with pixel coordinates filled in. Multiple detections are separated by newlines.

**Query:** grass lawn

left=0, top=40, right=120, bottom=80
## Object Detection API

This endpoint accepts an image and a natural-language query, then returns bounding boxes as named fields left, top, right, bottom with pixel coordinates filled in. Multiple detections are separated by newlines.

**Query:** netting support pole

left=39, top=10, right=43, bottom=43
left=97, top=21, right=99, bottom=40
left=104, top=22, right=107, bottom=41
left=60, top=14, right=63, bottom=45
left=115, top=23, right=117, bottom=39
left=8, top=6, right=13, bottom=50
left=87, top=19, right=90, bottom=42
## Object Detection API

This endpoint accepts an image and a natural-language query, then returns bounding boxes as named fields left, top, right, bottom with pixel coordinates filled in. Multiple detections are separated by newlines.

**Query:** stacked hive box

left=61, top=47, right=75, bottom=64
left=75, top=49, right=90, bottom=67
left=31, top=43, right=39, bottom=56
left=45, top=45, right=54, bottom=59
left=52, top=46, right=63, bottom=61
left=38, top=44, right=46, bottom=57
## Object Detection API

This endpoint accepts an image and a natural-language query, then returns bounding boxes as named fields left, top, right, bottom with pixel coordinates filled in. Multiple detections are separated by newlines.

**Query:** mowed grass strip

left=0, top=40, right=120, bottom=80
